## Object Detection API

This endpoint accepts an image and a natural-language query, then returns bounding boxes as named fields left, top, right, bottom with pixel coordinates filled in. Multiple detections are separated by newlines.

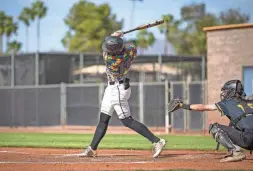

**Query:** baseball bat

left=123, top=19, right=164, bottom=34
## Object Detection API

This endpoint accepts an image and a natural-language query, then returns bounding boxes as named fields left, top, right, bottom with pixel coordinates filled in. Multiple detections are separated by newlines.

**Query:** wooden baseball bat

left=123, top=19, right=164, bottom=34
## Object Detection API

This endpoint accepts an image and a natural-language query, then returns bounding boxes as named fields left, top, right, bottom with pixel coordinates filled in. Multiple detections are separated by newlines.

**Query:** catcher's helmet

left=220, top=80, right=246, bottom=100
left=102, top=36, right=124, bottom=54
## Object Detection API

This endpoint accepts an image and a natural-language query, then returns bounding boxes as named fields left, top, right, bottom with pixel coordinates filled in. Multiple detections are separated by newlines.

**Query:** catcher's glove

left=167, top=99, right=183, bottom=113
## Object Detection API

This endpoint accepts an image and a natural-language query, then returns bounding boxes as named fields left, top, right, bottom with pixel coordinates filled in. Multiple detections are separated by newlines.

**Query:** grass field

left=0, top=132, right=221, bottom=150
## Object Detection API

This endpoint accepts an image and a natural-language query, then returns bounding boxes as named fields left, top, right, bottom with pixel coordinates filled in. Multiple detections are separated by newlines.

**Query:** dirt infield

left=0, top=148, right=252, bottom=171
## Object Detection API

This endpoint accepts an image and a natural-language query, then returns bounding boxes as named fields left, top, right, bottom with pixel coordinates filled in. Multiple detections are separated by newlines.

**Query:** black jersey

left=215, top=99, right=253, bottom=133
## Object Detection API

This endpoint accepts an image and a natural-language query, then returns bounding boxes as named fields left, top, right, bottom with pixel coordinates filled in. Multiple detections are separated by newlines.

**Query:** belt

left=109, top=80, right=124, bottom=85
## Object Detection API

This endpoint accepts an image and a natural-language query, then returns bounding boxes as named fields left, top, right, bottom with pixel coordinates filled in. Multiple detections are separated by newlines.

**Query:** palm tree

left=4, top=16, right=18, bottom=49
left=19, top=7, right=34, bottom=53
left=0, top=11, right=6, bottom=55
left=136, top=30, right=155, bottom=54
left=7, top=40, right=22, bottom=54
left=32, top=0, right=47, bottom=52
left=158, top=14, right=182, bottom=54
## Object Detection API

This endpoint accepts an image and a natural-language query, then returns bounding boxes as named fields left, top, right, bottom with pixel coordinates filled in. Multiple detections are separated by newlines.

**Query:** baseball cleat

left=152, top=139, right=166, bottom=158
left=220, top=151, right=246, bottom=162
left=78, top=146, right=97, bottom=157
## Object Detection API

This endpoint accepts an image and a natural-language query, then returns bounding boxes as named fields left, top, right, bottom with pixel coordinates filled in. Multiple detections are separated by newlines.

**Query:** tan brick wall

left=206, top=27, right=253, bottom=126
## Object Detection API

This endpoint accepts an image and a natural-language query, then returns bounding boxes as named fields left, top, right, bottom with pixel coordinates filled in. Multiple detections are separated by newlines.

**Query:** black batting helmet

left=220, top=80, right=246, bottom=100
left=102, top=36, right=124, bottom=54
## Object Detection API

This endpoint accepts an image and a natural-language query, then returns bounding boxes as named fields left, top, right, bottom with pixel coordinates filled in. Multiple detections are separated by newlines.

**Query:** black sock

left=90, top=113, right=111, bottom=150
left=121, top=116, right=160, bottom=143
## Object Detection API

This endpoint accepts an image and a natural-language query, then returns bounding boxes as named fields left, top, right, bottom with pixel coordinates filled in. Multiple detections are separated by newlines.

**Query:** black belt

left=109, top=80, right=124, bottom=85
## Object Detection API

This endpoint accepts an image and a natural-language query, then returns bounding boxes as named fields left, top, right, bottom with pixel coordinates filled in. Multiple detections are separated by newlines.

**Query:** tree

left=0, top=11, right=5, bottom=55
left=4, top=16, right=18, bottom=48
left=32, top=0, right=47, bottom=52
left=159, top=4, right=250, bottom=81
left=19, top=7, right=34, bottom=52
left=61, top=31, right=72, bottom=50
left=136, top=30, right=155, bottom=54
left=220, top=8, right=250, bottom=25
left=6, top=40, right=22, bottom=54
left=159, top=14, right=182, bottom=54
left=63, top=0, right=123, bottom=52
left=161, top=4, right=250, bottom=56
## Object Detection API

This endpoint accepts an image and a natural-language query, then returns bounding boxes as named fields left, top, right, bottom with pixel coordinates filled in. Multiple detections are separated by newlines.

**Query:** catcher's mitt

left=167, top=99, right=183, bottom=113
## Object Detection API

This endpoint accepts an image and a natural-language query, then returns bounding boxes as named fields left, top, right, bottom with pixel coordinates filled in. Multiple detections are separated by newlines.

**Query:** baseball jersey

left=215, top=99, right=253, bottom=131
left=103, top=44, right=137, bottom=82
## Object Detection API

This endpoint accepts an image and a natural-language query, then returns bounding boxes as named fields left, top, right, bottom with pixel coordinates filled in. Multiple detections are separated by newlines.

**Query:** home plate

left=55, top=153, right=84, bottom=158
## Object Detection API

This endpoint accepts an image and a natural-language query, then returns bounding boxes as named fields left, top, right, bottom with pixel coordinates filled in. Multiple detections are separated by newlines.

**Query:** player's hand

left=111, top=30, right=124, bottom=37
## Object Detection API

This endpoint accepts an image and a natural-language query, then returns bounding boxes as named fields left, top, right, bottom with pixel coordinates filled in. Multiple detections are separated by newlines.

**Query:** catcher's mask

left=102, top=36, right=124, bottom=55
left=220, top=80, right=246, bottom=100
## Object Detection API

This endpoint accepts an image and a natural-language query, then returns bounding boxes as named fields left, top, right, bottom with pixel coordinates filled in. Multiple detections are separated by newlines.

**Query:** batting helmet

left=102, top=36, right=124, bottom=54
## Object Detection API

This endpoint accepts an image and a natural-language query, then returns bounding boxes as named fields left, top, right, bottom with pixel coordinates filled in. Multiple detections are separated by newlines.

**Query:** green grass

left=0, top=132, right=224, bottom=150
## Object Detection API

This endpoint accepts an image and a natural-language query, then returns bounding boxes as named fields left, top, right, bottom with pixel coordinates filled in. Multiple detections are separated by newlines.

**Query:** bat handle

left=123, top=29, right=135, bottom=34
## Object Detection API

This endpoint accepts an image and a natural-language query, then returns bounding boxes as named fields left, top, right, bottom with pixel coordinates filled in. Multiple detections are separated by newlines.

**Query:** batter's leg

left=79, top=86, right=114, bottom=157
left=90, top=113, right=111, bottom=150
left=114, top=85, right=166, bottom=158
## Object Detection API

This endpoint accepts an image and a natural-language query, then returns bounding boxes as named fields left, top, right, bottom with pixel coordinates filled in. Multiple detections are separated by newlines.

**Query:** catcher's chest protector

left=216, top=99, right=253, bottom=131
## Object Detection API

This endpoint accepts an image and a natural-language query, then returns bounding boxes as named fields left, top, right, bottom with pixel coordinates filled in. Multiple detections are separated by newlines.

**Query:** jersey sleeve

left=215, top=101, right=227, bottom=116
left=125, top=44, right=137, bottom=61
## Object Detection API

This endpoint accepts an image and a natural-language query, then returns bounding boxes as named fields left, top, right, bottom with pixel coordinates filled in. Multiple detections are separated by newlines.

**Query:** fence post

left=157, top=54, right=162, bottom=82
left=11, top=53, right=15, bottom=87
left=11, top=53, right=15, bottom=127
left=139, top=82, right=144, bottom=123
left=35, top=52, right=39, bottom=86
left=60, top=83, right=67, bottom=127
left=170, top=82, right=174, bottom=132
left=79, top=53, right=84, bottom=83
left=184, top=81, right=188, bottom=133
left=165, top=79, right=169, bottom=133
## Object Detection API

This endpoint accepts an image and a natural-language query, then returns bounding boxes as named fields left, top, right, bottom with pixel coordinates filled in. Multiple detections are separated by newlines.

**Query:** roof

left=203, top=23, right=253, bottom=32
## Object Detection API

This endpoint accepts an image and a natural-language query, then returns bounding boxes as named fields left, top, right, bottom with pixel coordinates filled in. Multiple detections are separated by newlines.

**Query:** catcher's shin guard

left=209, top=123, right=239, bottom=152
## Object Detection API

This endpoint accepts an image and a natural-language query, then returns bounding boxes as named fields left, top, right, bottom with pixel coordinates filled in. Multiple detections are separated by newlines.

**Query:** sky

left=1, top=0, right=253, bottom=53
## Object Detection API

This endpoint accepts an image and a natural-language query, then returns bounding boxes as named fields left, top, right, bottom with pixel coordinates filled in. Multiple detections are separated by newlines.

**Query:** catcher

left=168, top=80, right=253, bottom=162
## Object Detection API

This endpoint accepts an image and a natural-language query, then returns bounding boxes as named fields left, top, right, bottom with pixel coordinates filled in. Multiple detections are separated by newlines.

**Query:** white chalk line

left=0, top=161, right=149, bottom=164
left=0, top=151, right=29, bottom=154
left=54, top=153, right=143, bottom=158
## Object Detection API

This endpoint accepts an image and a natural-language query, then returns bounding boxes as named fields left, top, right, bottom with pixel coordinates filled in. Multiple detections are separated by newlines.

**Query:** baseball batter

left=79, top=30, right=166, bottom=158
left=168, top=80, right=253, bottom=162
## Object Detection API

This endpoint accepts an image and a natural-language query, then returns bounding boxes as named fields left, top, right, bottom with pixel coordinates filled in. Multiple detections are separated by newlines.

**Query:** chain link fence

left=0, top=81, right=206, bottom=132
left=0, top=53, right=204, bottom=86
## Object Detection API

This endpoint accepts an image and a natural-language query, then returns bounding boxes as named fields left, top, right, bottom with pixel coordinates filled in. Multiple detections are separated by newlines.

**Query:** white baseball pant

left=100, top=82, right=131, bottom=119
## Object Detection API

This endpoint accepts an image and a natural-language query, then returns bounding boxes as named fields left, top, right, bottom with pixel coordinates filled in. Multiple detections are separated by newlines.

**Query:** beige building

left=204, top=23, right=253, bottom=126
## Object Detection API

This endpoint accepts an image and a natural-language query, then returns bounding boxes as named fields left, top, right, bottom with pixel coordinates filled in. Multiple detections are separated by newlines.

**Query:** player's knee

left=99, top=112, right=111, bottom=125
left=120, top=116, right=134, bottom=128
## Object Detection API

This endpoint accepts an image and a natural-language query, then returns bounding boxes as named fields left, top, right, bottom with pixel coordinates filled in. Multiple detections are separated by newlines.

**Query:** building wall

left=205, top=24, right=253, bottom=126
